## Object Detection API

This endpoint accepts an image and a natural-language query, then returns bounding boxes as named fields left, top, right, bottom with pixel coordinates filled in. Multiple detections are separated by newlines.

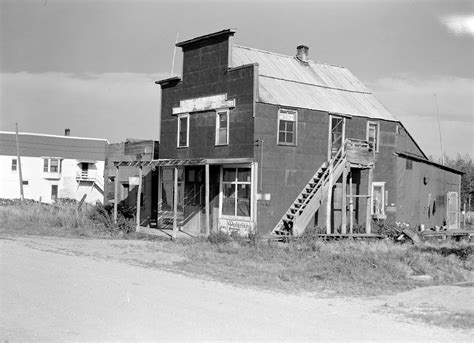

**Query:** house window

left=278, top=109, right=297, bottom=145
left=222, top=167, right=251, bottom=217
left=372, top=182, right=385, bottom=216
left=215, top=109, right=229, bottom=145
left=367, top=121, right=379, bottom=152
left=177, top=114, right=189, bottom=148
left=11, top=159, right=17, bottom=171
left=43, top=158, right=62, bottom=173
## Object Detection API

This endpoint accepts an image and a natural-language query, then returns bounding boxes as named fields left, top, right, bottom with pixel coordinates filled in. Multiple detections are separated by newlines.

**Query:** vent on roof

left=296, top=45, right=309, bottom=62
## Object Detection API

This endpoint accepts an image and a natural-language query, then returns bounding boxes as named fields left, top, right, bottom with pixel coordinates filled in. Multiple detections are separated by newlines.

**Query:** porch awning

left=114, top=157, right=254, bottom=168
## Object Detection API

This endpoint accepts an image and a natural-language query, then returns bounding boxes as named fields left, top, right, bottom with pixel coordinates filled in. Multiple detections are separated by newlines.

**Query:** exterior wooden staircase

left=272, top=144, right=348, bottom=237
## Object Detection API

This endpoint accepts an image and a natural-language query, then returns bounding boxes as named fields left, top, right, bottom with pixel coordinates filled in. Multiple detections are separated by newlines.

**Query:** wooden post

left=326, top=162, right=333, bottom=234
left=136, top=166, right=142, bottom=231
left=349, top=170, right=354, bottom=234
left=114, top=165, right=119, bottom=223
left=341, top=165, right=348, bottom=234
left=157, top=167, right=162, bottom=228
left=205, top=163, right=210, bottom=236
left=173, top=166, right=178, bottom=240
left=15, top=123, right=24, bottom=203
left=366, top=168, right=373, bottom=234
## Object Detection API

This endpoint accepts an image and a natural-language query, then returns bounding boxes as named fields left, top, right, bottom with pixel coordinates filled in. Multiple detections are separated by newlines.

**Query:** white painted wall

left=0, top=155, right=105, bottom=204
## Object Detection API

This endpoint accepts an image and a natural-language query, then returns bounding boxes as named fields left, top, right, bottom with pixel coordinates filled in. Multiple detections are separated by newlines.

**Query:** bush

left=208, top=230, right=232, bottom=244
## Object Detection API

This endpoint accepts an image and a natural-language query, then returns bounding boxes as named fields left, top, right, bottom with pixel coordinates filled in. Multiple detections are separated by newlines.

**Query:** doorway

left=328, top=115, right=345, bottom=159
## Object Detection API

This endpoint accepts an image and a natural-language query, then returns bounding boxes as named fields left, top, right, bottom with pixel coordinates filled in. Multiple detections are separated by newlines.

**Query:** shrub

left=208, top=230, right=232, bottom=244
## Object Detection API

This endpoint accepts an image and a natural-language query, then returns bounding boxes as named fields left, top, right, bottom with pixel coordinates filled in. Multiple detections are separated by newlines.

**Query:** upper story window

left=367, top=121, right=380, bottom=152
left=278, top=108, right=297, bottom=145
left=43, top=158, right=61, bottom=173
left=11, top=159, right=17, bottom=171
left=177, top=114, right=189, bottom=148
left=215, top=109, right=229, bottom=146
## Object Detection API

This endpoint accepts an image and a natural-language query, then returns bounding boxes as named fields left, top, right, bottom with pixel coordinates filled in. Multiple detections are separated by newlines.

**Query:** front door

left=81, top=163, right=89, bottom=178
left=328, top=115, right=345, bottom=158
left=447, top=191, right=459, bottom=229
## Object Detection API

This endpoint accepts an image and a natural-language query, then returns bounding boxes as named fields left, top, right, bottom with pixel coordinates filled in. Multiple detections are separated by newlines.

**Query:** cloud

left=440, top=14, right=474, bottom=37
left=0, top=72, right=168, bottom=143
left=368, top=75, right=473, bottom=160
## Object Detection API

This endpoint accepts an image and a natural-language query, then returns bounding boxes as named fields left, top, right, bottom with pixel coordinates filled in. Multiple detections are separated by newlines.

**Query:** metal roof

left=232, top=45, right=397, bottom=121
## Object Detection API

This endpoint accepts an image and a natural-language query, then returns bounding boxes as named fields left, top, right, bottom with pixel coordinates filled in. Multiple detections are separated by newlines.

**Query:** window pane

left=286, top=132, right=294, bottom=144
left=222, top=183, right=235, bottom=215
left=162, top=168, right=173, bottom=182
left=287, top=121, right=294, bottom=132
left=50, top=159, right=59, bottom=172
left=219, top=112, right=227, bottom=126
left=179, top=117, right=188, bottom=146
left=218, top=128, right=227, bottom=144
left=223, top=168, right=236, bottom=182
left=279, top=132, right=286, bottom=143
left=237, top=184, right=251, bottom=217
left=279, top=120, right=285, bottom=131
left=237, top=168, right=251, bottom=182
left=43, top=159, right=49, bottom=172
left=11, top=159, right=17, bottom=171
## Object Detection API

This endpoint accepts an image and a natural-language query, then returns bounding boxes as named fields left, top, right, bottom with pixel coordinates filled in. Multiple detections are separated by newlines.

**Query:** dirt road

left=0, top=236, right=472, bottom=341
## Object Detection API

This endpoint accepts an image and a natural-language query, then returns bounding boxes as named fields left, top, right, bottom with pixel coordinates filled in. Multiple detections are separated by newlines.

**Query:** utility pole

left=434, top=93, right=444, bottom=165
left=15, top=123, right=25, bottom=203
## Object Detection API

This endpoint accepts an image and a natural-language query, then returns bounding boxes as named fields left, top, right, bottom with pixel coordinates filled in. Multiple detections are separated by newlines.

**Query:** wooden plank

left=349, top=171, right=354, bottom=234
left=326, top=162, right=333, bottom=235
left=366, top=168, right=373, bottom=234
left=136, top=167, right=143, bottom=231
left=173, top=166, right=178, bottom=240
left=402, top=228, right=422, bottom=245
left=341, top=166, right=347, bottom=234
left=113, top=166, right=119, bottom=223
left=205, top=163, right=210, bottom=236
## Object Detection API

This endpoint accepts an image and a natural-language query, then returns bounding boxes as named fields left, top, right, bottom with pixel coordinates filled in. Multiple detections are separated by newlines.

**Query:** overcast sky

left=1, top=0, right=472, bottom=159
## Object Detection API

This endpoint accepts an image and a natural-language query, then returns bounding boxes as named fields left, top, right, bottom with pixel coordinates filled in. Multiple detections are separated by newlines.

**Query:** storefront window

left=222, top=167, right=251, bottom=217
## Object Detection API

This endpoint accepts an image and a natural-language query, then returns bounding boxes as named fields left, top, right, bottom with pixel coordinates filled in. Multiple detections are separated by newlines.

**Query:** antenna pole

left=434, top=93, right=444, bottom=165
left=15, top=123, right=25, bottom=203
left=171, top=32, right=179, bottom=76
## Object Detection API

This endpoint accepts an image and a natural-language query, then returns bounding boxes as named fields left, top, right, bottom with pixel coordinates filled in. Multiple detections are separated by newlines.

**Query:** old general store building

left=151, top=29, right=461, bottom=237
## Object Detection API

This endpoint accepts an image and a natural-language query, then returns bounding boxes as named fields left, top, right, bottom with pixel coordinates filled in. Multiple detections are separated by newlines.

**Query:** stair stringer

left=292, top=160, right=347, bottom=236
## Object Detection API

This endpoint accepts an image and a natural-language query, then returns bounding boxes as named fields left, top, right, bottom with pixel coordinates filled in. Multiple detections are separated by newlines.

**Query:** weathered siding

left=396, top=156, right=460, bottom=227
left=160, top=38, right=256, bottom=160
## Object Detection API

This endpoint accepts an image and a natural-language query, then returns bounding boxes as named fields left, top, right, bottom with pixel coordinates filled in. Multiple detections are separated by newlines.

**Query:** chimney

left=296, top=45, right=309, bottom=62
left=65, top=128, right=70, bottom=136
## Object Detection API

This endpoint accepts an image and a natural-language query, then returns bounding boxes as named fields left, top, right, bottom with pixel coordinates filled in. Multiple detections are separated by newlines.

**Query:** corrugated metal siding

left=0, top=132, right=108, bottom=160
left=232, top=45, right=397, bottom=121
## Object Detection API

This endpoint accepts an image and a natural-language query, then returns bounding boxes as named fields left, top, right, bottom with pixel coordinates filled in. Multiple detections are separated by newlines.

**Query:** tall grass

left=0, top=202, right=131, bottom=238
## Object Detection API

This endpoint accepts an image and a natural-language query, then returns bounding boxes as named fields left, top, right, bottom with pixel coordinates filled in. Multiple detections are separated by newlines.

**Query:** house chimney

left=296, top=45, right=309, bottom=62
left=65, top=128, right=70, bottom=136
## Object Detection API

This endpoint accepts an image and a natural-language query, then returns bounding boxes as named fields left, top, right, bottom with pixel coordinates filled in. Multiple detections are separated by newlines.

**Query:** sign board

left=129, top=176, right=140, bottom=186
left=218, top=218, right=254, bottom=236
left=173, top=94, right=235, bottom=114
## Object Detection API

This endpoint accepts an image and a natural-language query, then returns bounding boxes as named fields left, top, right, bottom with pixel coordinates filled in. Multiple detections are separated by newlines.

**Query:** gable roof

left=0, top=131, right=108, bottom=161
left=232, top=45, right=397, bottom=122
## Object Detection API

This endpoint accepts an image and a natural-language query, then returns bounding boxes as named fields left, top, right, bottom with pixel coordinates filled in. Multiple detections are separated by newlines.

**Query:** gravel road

left=1, top=236, right=472, bottom=341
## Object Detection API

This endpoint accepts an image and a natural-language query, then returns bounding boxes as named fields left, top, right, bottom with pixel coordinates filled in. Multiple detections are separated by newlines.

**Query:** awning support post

left=366, top=167, right=373, bottom=234
left=205, top=163, right=210, bottom=236
left=341, top=165, right=348, bottom=234
left=173, top=166, right=178, bottom=240
left=136, top=166, right=143, bottom=231
left=114, top=165, right=119, bottom=223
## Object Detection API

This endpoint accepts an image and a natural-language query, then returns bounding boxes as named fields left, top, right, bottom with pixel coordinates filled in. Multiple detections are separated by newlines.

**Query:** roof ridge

left=0, top=131, right=109, bottom=143
left=233, top=44, right=346, bottom=69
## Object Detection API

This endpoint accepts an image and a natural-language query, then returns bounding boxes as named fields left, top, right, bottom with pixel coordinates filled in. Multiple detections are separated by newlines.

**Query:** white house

left=0, top=131, right=108, bottom=204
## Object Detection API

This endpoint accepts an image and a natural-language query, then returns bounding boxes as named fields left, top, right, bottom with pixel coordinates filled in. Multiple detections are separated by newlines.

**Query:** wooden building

left=151, top=29, right=461, bottom=236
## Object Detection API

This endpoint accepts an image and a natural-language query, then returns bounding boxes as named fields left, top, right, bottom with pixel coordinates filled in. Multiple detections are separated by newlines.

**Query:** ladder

left=272, top=145, right=348, bottom=236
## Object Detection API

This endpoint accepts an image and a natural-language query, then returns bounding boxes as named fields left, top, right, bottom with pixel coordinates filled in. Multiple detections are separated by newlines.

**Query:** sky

left=0, top=0, right=472, bottom=160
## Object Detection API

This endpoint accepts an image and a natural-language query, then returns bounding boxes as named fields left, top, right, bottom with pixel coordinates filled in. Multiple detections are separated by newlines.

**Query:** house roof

left=395, top=151, right=464, bottom=175
left=0, top=131, right=108, bottom=161
left=232, top=45, right=397, bottom=121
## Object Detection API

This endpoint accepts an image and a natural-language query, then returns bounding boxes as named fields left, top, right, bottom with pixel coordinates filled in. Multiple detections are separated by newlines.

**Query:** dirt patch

left=382, top=285, right=474, bottom=329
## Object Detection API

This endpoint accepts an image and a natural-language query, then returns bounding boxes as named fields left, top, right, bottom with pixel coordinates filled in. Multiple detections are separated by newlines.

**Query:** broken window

left=221, top=167, right=251, bottom=217
left=215, top=109, right=229, bottom=145
left=278, top=109, right=297, bottom=145
left=177, top=114, right=189, bottom=148
left=367, top=121, right=379, bottom=152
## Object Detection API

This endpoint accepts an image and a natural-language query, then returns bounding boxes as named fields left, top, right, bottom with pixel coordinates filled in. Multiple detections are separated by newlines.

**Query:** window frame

left=220, top=166, right=252, bottom=219
left=277, top=108, right=298, bottom=146
left=11, top=158, right=17, bottom=171
left=43, top=157, right=62, bottom=173
left=366, top=121, right=380, bottom=152
left=371, top=181, right=386, bottom=216
left=215, top=109, right=230, bottom=146
left=176, top=113, right=190, bottom=148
